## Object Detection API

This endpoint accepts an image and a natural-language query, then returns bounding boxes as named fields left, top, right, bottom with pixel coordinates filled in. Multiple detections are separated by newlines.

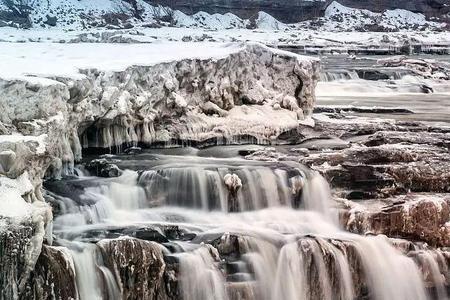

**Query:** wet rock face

left=98, top=238, right=168, bottom=300
left=0, top=224, right=35, bottom=300
left=292, top=114, right=450, bottom=197
left=308, top=115, right=450, bottom=247
left=210, top=233, right=450, bottom=300
left=21, top=245, right=77, bottom=300
left=343, top=194, right=450, bottom=247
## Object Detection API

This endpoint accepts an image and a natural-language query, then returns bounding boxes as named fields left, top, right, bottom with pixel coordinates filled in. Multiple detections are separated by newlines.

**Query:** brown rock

left=343, top=194, right=450, bottom=247
left=98, top=237, right=168, bottom=300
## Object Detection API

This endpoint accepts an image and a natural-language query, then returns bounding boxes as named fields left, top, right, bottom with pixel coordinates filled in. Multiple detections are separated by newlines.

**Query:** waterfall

left=319, top=70, right=360, bottom=82
left=177, top=244, right=228, bottom=300
left=61, top=241, right=120, bottom=300
left=45, top=151, right=447, bottom=300
left=137, top=160, right=312, bottom=213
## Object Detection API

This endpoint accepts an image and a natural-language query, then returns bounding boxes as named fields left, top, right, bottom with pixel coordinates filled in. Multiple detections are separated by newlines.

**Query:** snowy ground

left=0, top=26, right=449, bottom=50
left=0, top=0, right=448, bottom=52
left=0, top=42, right=246, bottom=81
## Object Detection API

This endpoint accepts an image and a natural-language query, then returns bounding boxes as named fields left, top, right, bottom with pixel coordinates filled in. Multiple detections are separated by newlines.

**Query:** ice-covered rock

left=0, top=42, right=319, bottom=157
left=224, top=173, right=242, bottom=212
left=0, top=173, right=52, bottom=300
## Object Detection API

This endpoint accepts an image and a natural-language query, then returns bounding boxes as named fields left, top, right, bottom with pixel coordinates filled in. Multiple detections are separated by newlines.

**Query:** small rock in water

left=224, top=173, right=242, bottom=212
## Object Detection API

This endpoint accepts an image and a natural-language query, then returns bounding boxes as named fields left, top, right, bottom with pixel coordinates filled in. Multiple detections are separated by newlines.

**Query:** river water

left=316, top=55, right=450, bottom=124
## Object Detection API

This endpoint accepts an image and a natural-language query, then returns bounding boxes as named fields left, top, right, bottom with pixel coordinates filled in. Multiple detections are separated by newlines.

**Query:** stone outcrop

left=342, top=194, right=450, bottom=247
left=21, top=245, right=77, bottom=300
left=98, top=237, right=168, bottom=300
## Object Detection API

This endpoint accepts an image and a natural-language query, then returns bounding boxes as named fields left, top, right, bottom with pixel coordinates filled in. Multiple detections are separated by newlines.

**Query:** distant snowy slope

left=0, top=0, right=445, bottom=32
left=312, top=1, right=445, bottom=31
left=256, top=12, right=286, bottom=30
left=0, top=0, right=254, bottom=30
left=175, top=11, right=249, bottom=30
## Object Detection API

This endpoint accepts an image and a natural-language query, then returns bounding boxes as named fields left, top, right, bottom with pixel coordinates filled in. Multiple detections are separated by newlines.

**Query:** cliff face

left=148, top=0, right=449, bottom=23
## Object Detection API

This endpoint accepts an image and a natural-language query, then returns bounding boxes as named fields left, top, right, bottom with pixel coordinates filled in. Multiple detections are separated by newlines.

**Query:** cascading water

left=44, top=148, right=448, bottom=300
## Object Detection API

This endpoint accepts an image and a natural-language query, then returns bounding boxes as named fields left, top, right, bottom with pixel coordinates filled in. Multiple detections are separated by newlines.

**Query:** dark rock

left=21, top=245, right=77, bottom=300
left=69, top=225, right=174, bottom=243
left=356, top=69, right=390, bottom=81
left=84, top=158, right=123, bottom=178
left=134, top=228, right=170, bottom=243
left=44, top=15, right=57, bottom=27
left=314, top=106, right=414, bottom=115
left=98, top=237, right=169, bottom=300
left=181, top=36, right=192, bottom=42
left=0, top=223, right=35, bottom=300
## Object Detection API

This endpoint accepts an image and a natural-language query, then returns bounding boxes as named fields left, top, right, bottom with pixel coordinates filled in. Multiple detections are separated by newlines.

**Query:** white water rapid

left=45, top=150, right=447, bottom=300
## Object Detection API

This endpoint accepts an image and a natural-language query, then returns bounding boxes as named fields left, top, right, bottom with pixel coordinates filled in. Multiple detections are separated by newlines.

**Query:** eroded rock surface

left=342, top=194, right=450, bottom=247
left=98, top=237, right=168, bottom=300
left=21, top=245, right=77, bottom=300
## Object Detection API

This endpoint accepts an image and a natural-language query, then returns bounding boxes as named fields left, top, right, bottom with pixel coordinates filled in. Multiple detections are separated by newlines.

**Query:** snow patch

left=0, top=42, right=246, bottom=81
left=0, top=134, right=47, bottom=154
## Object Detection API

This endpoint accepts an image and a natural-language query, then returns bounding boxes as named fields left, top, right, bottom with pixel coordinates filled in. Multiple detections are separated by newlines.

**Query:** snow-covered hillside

left=302, top=1, right=445, bottom=32
left=0, top=0, right=254, bottom=30
left=0, top=0, right=446, bottom=32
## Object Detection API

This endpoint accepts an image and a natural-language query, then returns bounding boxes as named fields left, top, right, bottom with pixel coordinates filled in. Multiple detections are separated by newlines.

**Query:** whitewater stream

left=42, top=55, right=450, bottom=300
left=43, top=146, right=445, bottom=300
